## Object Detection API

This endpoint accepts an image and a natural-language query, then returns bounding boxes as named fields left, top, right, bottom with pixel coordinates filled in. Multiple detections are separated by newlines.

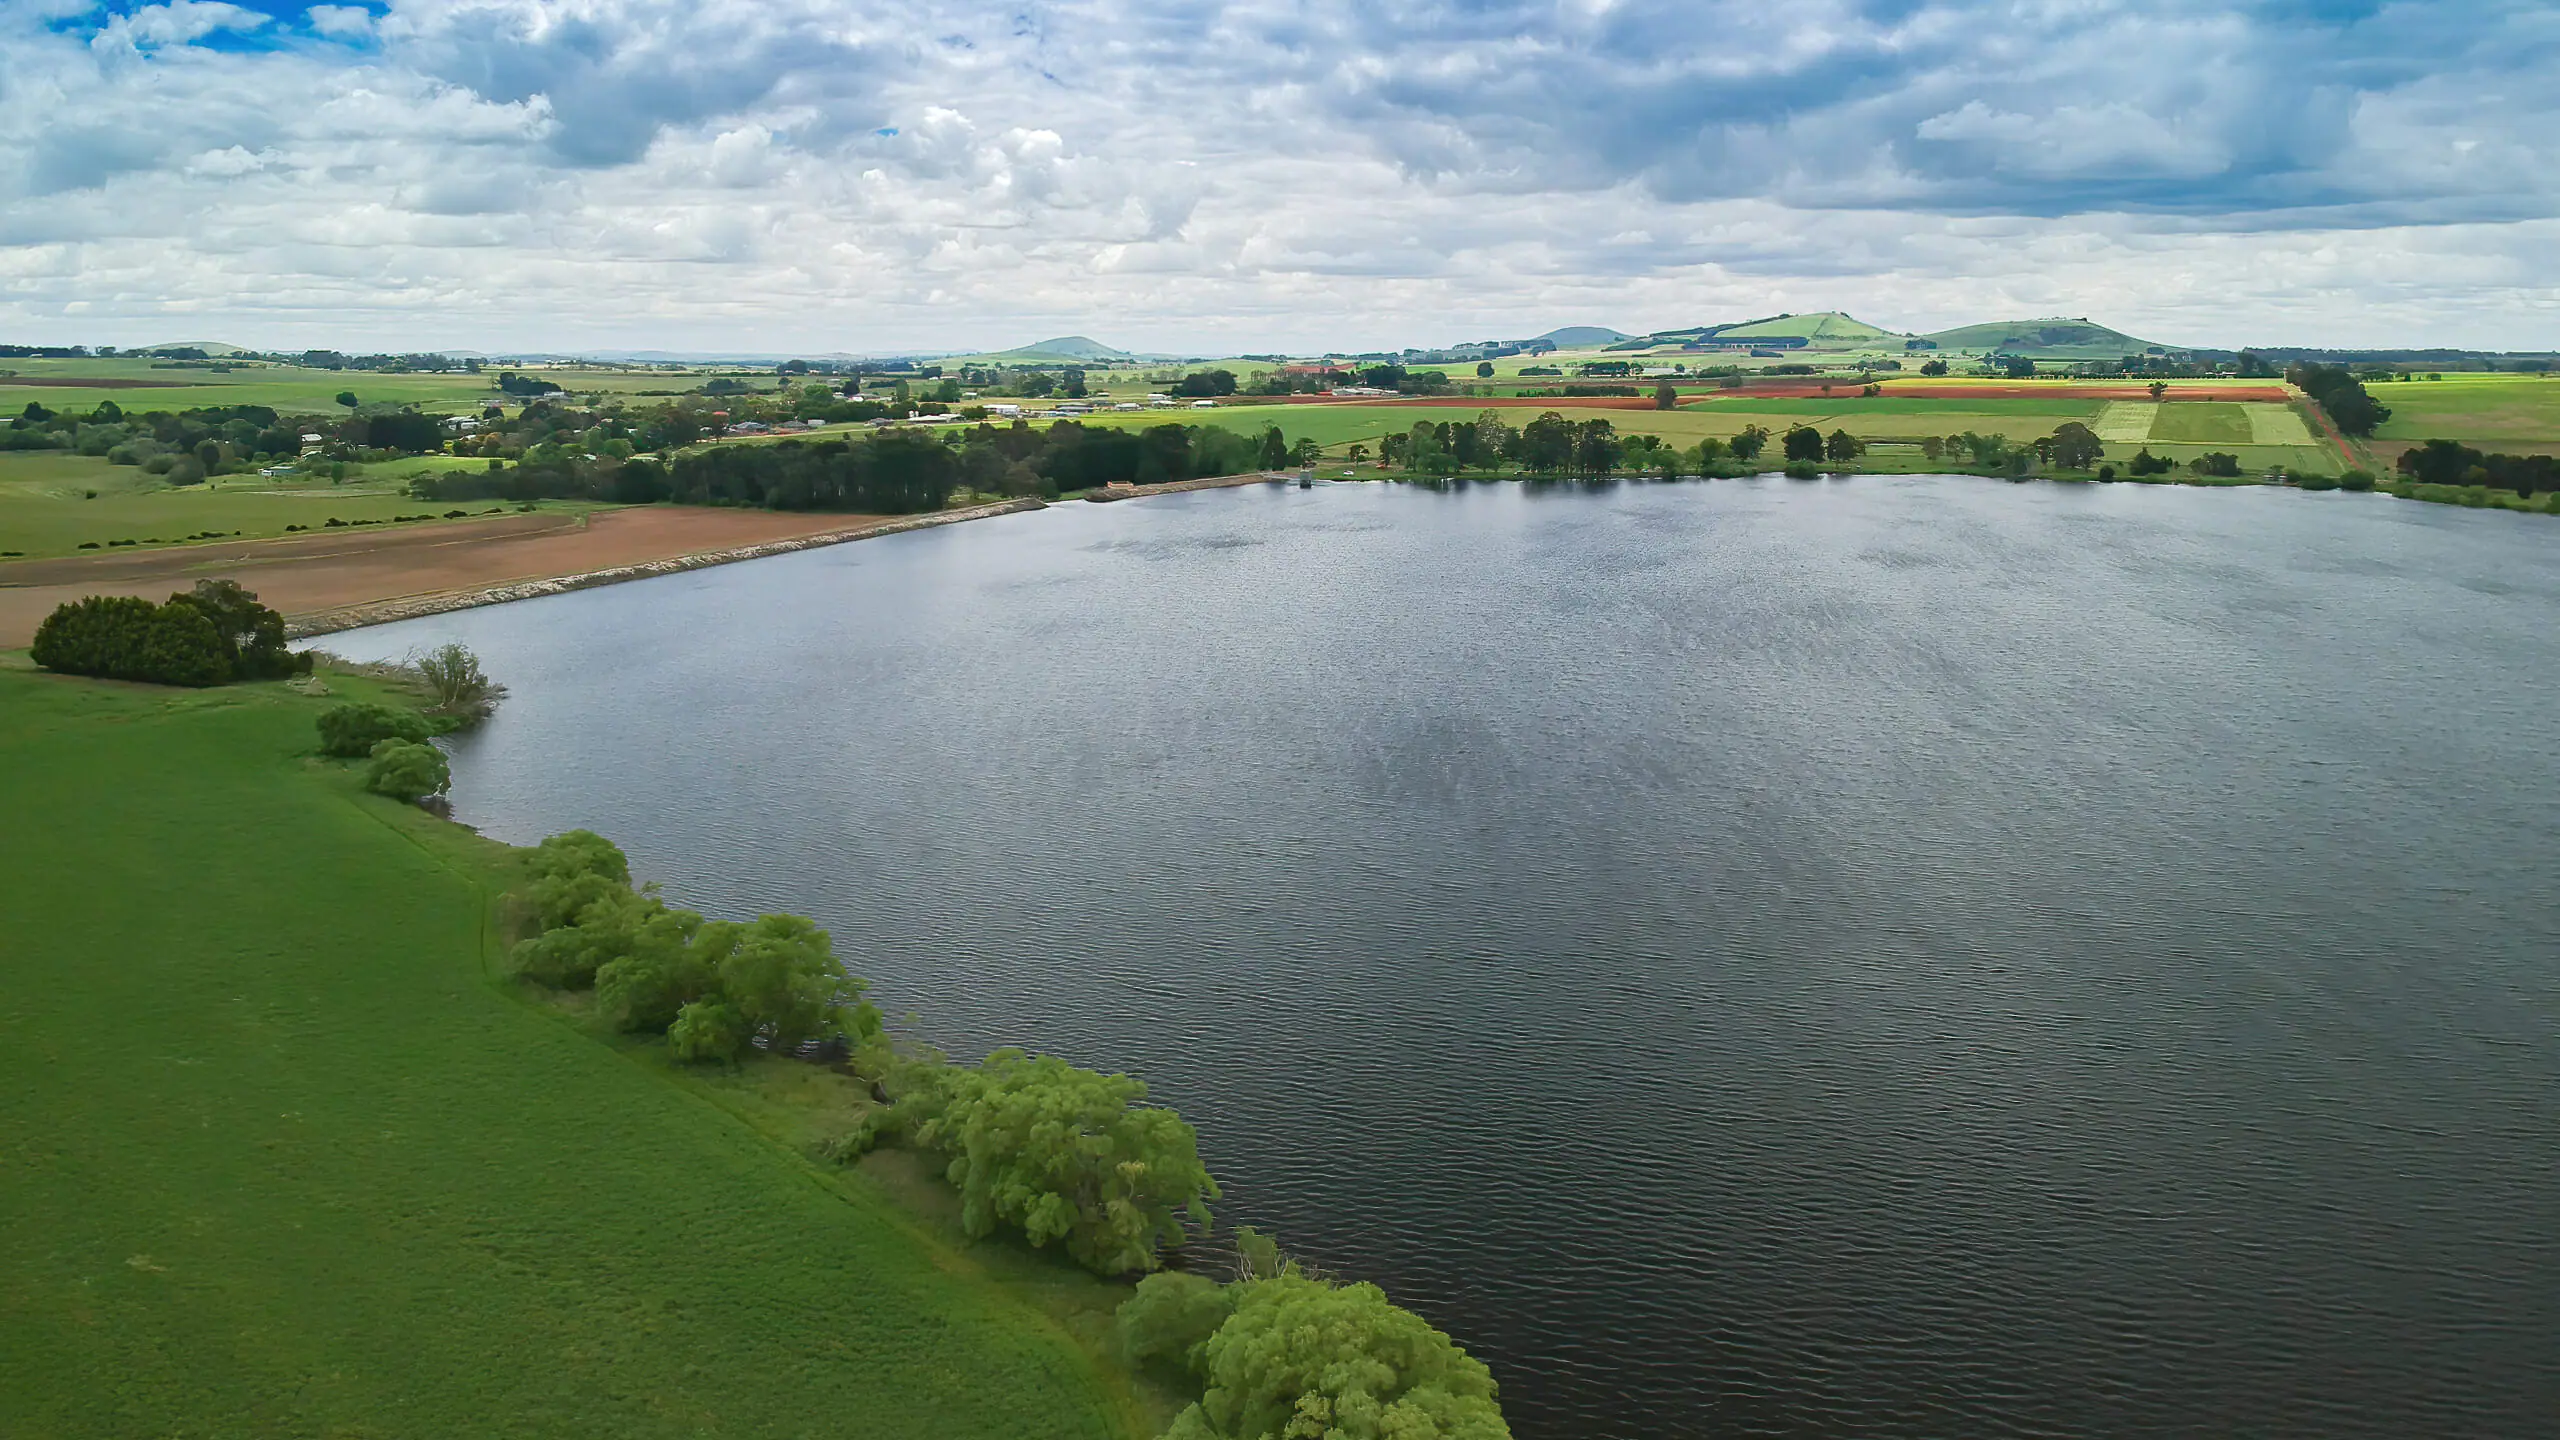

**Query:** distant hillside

left=1919, top=319, right=2168, bottom=357
left=995, top=335, right=1132, bottom=363
left=1526, top=325, right=1634, bottom=347
left=1712, top=312, right=1900, bottom=344
left=137, top=340, right=253, bottom=357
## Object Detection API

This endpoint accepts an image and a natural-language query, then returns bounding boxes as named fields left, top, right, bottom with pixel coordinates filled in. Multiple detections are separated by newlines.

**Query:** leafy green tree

left=1782, top=426, right=1825, bottom=462
left=1258, top=427, right=1290, bottom=470
left=1691, top=436, right=1727, bottom=472
left=171, top=580, right=301, bottom=679
left=1117, top=1271, right=1236, bottom=1379
left=364, top=738, right=450, bottom=802
left=1653, top=380, right=1678, bottom=410
left=1474, top=361, right=1493, bottom=378
left=529, top=829, right=630, bottom=887
left=903, top=1048, right=1218, bottom=1274
left=335, top=391, right=359, bottom=410
left=1824, top=429, right=1864, bottom=463
left=316, top=702, right=433, bottom=757
left=1181, top=1274, right=1509, bottom=1440
left=714, top=914, right=869, bottom=1056
left=595, top=909, right=720, bottom=1031
left=669, top=997, right=751, bottom=1064
left=412, top=641, right=508, bottom=724
left=1918, top=359, right=1949, bottom=376
left=2148, top=380, right=2169, bottom=402
left=2046, top=421, right=2104, bottom=470
left=1729, top=425, right=1769, bottom=462
left=511, top=887, right=655, bottom=989
left=1063, top=368, right=1088, bottom=399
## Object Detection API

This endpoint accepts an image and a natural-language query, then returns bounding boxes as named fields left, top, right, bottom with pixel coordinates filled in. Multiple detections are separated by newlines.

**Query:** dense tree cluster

left=32, top=581, right=305, bottom=686
left=891, top=1049, right=1219, bottom=1275
left=2394, top=438, right=2560, bottom=496
left=2288, top=362, right=2392, bottom=436
left=414, top=418, right=1291, bottom=509
left=317, top=702, right=438, bottom=757
left=506, top=831, right=884, bottom=1070
left=1120, top=1235, right=1511, bottom=1440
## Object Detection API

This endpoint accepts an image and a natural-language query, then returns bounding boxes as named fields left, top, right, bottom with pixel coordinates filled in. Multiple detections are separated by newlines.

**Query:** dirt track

left=0, top=507, right=878, bottom=647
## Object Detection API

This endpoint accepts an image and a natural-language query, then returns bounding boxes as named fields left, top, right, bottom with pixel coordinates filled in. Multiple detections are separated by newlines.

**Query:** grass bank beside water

left=0, top=663, right=1157, bottom=1439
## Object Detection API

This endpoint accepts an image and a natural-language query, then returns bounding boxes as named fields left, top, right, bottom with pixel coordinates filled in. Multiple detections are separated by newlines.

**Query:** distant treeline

left=408, top=420, right=1295, bottom=510
left=2395, top=439, right=2560, bottom=496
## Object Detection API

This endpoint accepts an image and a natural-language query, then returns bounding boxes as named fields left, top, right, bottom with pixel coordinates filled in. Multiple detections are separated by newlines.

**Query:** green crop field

left=2147, top=403, right=2255, bottom=444
left=0, top=452, right=528, bottom=558
left=2367, top=374, right=2560, bottom=454
left=0, top=668, right=1140, bottom=1440
left=0, top=358, right=703, bottom=420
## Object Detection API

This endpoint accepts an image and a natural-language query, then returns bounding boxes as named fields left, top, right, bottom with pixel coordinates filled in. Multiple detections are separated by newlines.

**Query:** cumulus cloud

left=0, top=0, right=2553, bottom=350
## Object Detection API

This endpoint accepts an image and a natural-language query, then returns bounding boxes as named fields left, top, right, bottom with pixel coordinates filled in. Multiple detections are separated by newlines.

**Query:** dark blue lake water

left=333, top=478, right=2560, bottom=1438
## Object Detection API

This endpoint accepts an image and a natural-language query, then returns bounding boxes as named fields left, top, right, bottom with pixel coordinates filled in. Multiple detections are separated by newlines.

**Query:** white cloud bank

left=0, top=0, right=2554, bottom=352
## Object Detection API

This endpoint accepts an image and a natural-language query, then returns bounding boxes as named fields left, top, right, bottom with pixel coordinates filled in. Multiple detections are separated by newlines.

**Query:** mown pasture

left=0, top=453, right=523, bottom=559
left=2368, top=374, right=2560, bottom=455
left=0, top=668, right=1142, bottom=1440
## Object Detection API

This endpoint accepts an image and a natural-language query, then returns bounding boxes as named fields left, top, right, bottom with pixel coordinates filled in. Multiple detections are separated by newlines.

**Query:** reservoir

left=332, top=478, right=2560, bottom=1438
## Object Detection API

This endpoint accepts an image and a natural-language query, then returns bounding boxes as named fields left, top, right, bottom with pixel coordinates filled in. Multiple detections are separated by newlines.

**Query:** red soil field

left=0, top=506, right=875, bottom=647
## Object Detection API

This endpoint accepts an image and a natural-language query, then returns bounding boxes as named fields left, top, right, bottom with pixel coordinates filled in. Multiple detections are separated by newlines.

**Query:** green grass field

left=0, top=668, right=1143, bottom=1439
left=0, top=452, right=545, bottom=558
left=0, top=358, right=710, bottom=420
left=2368, top=374, right=2560, bottom=454
left=2146, top=403, right=2254, bottom=444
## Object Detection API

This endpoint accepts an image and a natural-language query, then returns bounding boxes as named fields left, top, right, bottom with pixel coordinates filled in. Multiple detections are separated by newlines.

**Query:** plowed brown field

left=0, top=506, right=873, bottom=647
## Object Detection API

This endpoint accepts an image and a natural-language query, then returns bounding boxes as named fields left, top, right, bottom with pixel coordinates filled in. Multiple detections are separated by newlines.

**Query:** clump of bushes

left=1119, top=1230, right=1511, bottom=1440
left=505, top=831, right=883, bottom=1068
left=31, top=580, right=307, bottom=687
left=892, top=1048, right=1220, bottom=1275
left=365, top=738, right=450, bottom=802
left=316, top=701, right=437, bottom=756
left=508, top=825, right=1221, bottom=1278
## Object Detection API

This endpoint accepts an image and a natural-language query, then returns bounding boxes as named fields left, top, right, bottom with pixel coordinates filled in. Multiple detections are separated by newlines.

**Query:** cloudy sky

left=2, top=0, right=2554, bottom=354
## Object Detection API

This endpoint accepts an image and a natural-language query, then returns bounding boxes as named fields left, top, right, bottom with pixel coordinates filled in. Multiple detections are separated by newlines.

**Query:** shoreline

left=290, top=470, right=1295, bottom=638
left=288, top=496, right=1051, bottom=637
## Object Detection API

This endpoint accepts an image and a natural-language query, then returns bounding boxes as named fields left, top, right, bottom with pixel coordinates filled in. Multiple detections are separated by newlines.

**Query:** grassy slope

left=0, top=669, right=1132, bottom=1440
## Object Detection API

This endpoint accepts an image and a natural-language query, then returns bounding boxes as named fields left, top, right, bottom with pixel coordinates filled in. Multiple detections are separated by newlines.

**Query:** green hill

left=1919, top=318, right=2170, bottom=358
left=1526, top=325, right=1634, bottom=347
left=995, top=336, right=1133, bottom=363
left=1711, top=312, right=1901, bottom=345
left=136, top=340, right=254, bottom=357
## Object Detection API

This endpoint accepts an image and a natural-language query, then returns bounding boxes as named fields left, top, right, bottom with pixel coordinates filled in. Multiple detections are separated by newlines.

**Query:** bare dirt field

left=0, top=506, right=876, bottom=647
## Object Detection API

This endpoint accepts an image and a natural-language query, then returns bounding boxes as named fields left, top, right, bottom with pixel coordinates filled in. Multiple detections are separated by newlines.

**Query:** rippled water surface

left=336, top=479, right=2560, bottom=1437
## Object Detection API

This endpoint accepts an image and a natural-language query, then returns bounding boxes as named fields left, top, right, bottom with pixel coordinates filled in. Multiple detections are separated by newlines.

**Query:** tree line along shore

left=1, top=593, right=1515, bottom=1440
